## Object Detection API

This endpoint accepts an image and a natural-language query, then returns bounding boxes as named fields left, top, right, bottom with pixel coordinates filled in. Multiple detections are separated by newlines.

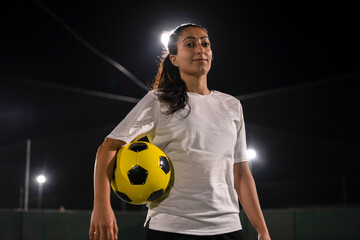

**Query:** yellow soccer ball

left=111, top=141, right=172, bottom=205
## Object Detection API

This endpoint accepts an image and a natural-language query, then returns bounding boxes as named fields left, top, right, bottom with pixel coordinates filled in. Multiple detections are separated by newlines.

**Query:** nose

left=196, top=42, right=205, bottom=55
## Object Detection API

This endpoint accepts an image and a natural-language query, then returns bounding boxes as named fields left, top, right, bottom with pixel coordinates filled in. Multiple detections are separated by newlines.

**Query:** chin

left=199, top=66, right=211, bottom=75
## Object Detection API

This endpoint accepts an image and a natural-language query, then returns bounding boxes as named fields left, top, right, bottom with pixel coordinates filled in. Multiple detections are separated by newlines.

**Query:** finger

left=94, top=227, right=101, bottom=240
left=105, top=222, right=117, bottom=240
left=100, top=224, right=109, bottom=240
left=89, top=231, right=98, bottom=240
left=106, top=227, right=114, bottom=240
left=89, top=226, right=95, bottom=240
left=113, top=222, right=118, bottom=240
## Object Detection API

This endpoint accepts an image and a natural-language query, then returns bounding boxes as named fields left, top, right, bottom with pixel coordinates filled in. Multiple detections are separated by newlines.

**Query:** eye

left=202, top=41, right=211, bottom=48
left=185, top=41, right=195, bottom=47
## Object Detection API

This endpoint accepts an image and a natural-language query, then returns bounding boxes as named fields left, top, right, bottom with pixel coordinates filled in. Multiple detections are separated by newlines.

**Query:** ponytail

left=153, top=53, right=189, bottom=116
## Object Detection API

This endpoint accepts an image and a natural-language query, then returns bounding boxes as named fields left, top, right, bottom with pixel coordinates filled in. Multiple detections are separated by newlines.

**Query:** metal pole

left=19, top=187, right=24, bottom=209
left=38, top=183, right=43, bottom=209
left=342, top=176, right=347, bottom=205
left=24, top=139, right=31, bottom=211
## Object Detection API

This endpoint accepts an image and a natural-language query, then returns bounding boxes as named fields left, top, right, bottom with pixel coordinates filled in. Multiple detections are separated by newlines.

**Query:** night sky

left=1, top=1, right=359, bottom=210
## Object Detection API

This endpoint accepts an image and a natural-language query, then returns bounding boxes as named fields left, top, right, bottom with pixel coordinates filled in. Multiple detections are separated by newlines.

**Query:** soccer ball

left=111, top=141, right=172, bottom=205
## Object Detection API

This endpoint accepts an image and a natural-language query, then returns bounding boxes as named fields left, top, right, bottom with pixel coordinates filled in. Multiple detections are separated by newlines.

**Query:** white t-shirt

left=107, top=90, right=249, bottom=235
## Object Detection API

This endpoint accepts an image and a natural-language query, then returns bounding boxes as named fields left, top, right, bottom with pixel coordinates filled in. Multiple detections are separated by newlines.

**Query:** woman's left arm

left=234, top=161, right=271, bottom=240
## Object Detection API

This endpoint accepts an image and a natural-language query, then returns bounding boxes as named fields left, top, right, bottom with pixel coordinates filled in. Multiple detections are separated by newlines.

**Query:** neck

left=181, top=72, right=210, bottom=95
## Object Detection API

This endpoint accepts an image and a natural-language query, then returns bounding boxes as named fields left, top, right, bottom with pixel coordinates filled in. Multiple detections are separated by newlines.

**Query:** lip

left=193, top=58, right=207, bottom=62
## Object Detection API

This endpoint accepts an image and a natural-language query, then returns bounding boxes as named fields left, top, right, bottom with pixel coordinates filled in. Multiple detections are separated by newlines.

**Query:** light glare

left=160, top=31, right=171, bottom=49
left=247, top=149, right=257, bottom=160
left=36, top=175, right=46, bottom=184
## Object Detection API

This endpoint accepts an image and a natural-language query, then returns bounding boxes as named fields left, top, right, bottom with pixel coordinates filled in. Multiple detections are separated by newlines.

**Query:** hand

left=89, top=206, right=118, bottom=240
left=258, top=232, right=271, bottom=240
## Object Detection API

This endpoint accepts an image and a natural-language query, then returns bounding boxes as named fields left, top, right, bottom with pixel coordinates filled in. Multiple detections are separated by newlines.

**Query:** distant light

left=247, top=149, right=257, bottom=160
left=160, top=31, right=171, bottom=50
left=36, top=175, right=46, bottom=184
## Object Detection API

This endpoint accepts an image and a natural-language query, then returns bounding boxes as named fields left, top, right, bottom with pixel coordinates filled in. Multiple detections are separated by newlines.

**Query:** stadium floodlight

left=36, top=175, right=46, bottom=184
left=246, top=149, right=257, bottom=161
left=246, top=149, right=257, bottom=173
left=161, top=31, right=172, bottom=50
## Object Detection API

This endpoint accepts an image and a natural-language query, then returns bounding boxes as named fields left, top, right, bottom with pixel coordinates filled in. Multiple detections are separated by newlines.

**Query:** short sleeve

left=106, top=91, right=159, bottom=144
left=234, top=101, right=249, bottom=163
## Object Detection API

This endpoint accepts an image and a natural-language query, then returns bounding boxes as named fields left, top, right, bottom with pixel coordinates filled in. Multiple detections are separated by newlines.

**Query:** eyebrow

left=182, top=36, right=209, bottom=42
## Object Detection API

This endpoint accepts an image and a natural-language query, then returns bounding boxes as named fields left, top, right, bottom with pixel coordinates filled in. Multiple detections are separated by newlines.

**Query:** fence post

left=24, top=139, right=31, bottom=211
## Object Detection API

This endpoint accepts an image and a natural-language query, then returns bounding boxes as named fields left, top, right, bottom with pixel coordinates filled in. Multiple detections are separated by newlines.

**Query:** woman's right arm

left=89, top=138, right=126, bottom=240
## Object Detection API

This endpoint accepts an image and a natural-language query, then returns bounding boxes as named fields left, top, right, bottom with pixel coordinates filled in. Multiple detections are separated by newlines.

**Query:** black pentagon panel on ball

left=128, top=165, right=148, bottom=185
left=114, top=191, right=132, bottom=203
left=147, top=189, right=164, bottom=202
left=159, top=156, right=170, bottom=174
left=128, top=142, right=148, bottom=152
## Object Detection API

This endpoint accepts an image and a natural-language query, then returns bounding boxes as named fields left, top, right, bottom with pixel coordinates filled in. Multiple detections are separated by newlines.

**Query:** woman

left=89, top=23, right=271, bottom=240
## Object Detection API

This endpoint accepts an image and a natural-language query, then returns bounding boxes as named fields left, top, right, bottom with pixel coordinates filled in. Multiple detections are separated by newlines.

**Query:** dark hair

left=152, top=23, right=208, bottom=115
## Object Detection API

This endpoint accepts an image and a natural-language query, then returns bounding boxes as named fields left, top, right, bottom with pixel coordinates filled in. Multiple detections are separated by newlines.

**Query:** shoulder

left=147, top=89, right=166, bottom=100
left=132, top=90, right=160, bottom=110
left=211, top=90, right=241, bottom=105
left=145, top=90, right=158, bottom=97
left=211, top=90, right=243, bottom=115
left=212, top=90, right=236, bottom=98
left=139, top=90, right=159, bottom=102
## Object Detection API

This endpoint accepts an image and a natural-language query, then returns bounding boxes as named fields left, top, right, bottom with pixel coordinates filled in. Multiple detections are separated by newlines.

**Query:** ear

left=169, top=54, right=178, bottom=67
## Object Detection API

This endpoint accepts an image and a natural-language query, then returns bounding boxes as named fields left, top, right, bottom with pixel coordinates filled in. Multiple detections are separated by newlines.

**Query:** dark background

left=0, top=0, right=359, bottom=210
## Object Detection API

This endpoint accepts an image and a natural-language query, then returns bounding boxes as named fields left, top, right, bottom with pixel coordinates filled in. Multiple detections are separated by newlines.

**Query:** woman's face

left=170, top=27, right=212, bottom=78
